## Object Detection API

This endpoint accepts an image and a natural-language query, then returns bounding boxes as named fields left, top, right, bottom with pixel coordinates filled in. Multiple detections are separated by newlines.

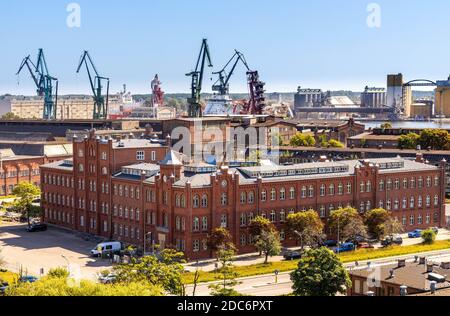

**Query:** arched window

left=289, top=187, right=295, bottom=200
left=338, top=183, right=343, bottom=195
left=240, top=192, right=247, bottom=204
left=221, top=193, right=228, bottom=206
left=279, top=188, right=286, bottom=200
left=329, top=184, right=335, bottom=196
left=193, top=195, right=200, bottom=208
left=271, top=188, right=276, bottom=201
left=309, top=186, right=314, bottom=197
left=175, top=195, right=180, bottom=207
left=181, top=195, right=186, bottom=208
left=248, top=191, right=255, bottom=204
left=193, top=217, right=200, bottom=231
left=201, top=195, right=208, bottom=208
left=301, top=186, right=307, bottom=198
left=320, top=184, right=326, bottom=197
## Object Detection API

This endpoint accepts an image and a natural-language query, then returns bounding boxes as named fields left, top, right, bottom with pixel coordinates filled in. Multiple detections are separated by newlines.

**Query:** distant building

left=387, top=74, right=404, bottom=112
left=361, top=86, right=386, bottom=108
left=435, top=77, right=450, bottom=118
left=410, top=100, right=433, bottom=119
left=294, top=87, right=324, bottom=110
left=348, top=260, right=450, bottom=296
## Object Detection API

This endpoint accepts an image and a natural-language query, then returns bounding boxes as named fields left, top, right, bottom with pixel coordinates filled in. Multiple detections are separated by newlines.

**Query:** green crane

left=17, top=49, right=58, bottom=120
left=76, top=51, right=110, bottom=120
left=186, top=39, right=213, bottom=118
left=212, top=50, right=250, bottom=95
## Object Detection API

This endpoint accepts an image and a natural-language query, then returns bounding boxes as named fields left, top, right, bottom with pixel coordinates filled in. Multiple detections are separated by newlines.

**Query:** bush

left=421, top=229, right=436, bottom=245
left=47, top=267, right=70, bottom=279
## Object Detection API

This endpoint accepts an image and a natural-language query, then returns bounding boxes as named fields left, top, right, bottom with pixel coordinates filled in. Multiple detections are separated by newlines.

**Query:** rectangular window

left=136, top=151, right=145, bottom=161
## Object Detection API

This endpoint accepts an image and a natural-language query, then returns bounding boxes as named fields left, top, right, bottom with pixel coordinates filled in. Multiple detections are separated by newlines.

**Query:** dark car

left=0, top=281, right=9, bottom=295
left=381, top=235, right=403, bottom=247
left=19, top=276, right=38, bottom=283
left=283, top=251, right=302, bottom=261
left=27, top=223, right=48, bottom=232
left=322, top=240, right=338, bottom=248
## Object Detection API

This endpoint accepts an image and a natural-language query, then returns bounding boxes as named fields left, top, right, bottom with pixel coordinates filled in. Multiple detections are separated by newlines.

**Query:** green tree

left=381, top=122, right=392, bottom=129
left=290, top=247, right=351, bottom=296
left=328, top=139, right=345, bottom=148
left=207, top=227, right=235, bottom=258
left=6, top=277, right=163, bottom=296
left=47, top=267, right=70, bottom=279
left=290, top=133, right=316, bottom=147
left=384, top=217, right=404, bottom=237
left=1, top=112, right=21, bottom=120
left=208, top=248, right=242, bottom=296
left=255, top=230, right=282, bottom=264
left=318, top=134, right=328, bottom=147
left=364, top=208, right=392, bottom=240
left=328, top=207, right=366, bottom=243
left=398, top=133, right=419, bottom=149
left=421, top=229, right=436, bottom=245
left=249, top=216, right=276, bottom=256
left=13, top=182, right=41, bottom=226
left=113, top=249, right=185, bottom=295
left=286, top=210, right=324, bottom=251
left=418, top=129, right=450, bottom=150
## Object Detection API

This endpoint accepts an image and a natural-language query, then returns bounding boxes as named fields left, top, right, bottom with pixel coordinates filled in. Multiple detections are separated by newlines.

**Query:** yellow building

left=435, top=79, right=450, bottom=118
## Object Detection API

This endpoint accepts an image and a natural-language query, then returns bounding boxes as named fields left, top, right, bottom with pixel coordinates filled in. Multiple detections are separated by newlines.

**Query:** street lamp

left=293, top=230, right=304, bottom=252
left=143, top=232, right=152, bottom=255
left=61, top=254, right=70, bottom=269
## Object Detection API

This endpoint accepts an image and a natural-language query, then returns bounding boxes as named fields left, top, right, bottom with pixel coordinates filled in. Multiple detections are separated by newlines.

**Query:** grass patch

left=0, top=271, right=19, bottom=284
left=183, top=240, right=450, bottom=284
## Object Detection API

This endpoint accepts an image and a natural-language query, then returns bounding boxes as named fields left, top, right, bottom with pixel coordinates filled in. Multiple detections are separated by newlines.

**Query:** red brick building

left=0, top=146, right=71, bottom=196
left=41, top=133, right=447, bottom=260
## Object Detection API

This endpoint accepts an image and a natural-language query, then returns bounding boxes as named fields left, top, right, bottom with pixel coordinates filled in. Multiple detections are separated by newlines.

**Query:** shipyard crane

left=212, top=50, right=250, bottom=95
left=186, top=39, right=213, bottom=118
left=17, top=49, right=58, bottom=120
left=76, top=51, right=110, bottom=120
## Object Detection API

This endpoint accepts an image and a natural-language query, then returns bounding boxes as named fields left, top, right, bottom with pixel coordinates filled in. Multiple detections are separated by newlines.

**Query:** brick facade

left=41, top=134, right=447, bottom=261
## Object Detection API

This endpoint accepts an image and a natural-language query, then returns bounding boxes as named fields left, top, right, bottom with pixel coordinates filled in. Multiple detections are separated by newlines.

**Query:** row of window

left=44, top=174, right=74, bottom=188
left=113, top=184, right=140, bottom=199
left=378, top=176, right=439, bottom=191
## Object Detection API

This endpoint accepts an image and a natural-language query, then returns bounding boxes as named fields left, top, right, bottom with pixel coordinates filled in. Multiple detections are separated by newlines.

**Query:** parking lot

left=0, top=223, right=112, bottom=281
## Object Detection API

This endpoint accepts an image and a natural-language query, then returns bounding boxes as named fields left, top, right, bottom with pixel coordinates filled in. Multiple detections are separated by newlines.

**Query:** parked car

left=334, top=243, right=356, bottom=253
left=19, top=276, right=38, bottom=283
left=322, top=240, right=338, bottom=248
left=0, top=281, right=9, bottom=295
left=283, top=251, right=302, bottom=261
left=91, top=242, right=122, bottom=257
left=26, top=223, right=47, bottom=232
left=357, top=242, right=374, bottom=249
left=408, top=229, right=423, bottom=238
left=98, top=273, right=117, bottom=284
left=381, top=235, right=403, bottom=247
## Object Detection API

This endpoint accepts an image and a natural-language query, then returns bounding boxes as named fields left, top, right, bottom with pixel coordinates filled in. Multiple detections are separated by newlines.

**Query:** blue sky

left=1, top=0, right=450, bottom=95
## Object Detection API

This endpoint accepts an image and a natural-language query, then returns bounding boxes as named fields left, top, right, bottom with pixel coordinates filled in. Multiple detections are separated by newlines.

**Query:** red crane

left=151, top=74, right=164, bottom=108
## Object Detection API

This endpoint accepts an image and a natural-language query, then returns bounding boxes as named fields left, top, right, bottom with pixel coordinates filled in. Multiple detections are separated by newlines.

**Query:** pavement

left=0, top=223, right=112, bottom=281
left=187, top=249, right=450, bottom=296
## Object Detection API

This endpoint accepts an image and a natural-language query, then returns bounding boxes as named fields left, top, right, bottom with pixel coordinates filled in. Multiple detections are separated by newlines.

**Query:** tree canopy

left=290, top=133, right=316, bottom=147
left=286, top=210, right=324, bottom=250
left=364, top=208, right=392, bottom=240
left=290, top=247, right=351, bottom=296
left=328, top=207, right=367, bottom=243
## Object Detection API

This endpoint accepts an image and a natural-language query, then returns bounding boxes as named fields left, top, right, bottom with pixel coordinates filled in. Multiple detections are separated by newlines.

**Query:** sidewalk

left=183, top=247, right=300, bottom=272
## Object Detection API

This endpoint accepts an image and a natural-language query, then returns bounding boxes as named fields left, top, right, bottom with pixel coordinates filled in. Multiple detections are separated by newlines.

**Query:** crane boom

left=76, top=51, right=110, bottom=120
left=186, top=39, right=213, bottom=118
left=16, top=49, right=58, bottom=120
left=212, top=50, right=250, bottom=95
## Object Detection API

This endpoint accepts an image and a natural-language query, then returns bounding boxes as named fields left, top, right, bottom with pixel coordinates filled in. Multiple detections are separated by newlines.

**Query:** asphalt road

left=0, top=223, right=112, bottom=280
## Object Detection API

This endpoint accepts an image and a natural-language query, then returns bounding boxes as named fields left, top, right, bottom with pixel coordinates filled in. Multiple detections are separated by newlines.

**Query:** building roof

left=349, top=262, right=450, bottom=293
left=348, top=132, right=401, bottom=141
left=40, top=159, right=74, bottom=171
left=111, top=139, right=165, bottom=149
left=160, top=150, right=183, bottom=166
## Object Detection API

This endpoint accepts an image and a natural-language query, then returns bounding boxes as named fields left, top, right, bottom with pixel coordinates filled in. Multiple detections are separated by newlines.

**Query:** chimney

left=416, top=153, right=424, bottom=163
left=398, top=259, right=406, bottom=268
left=419, top=257, right=426, bottom=265
left=430, top=281, right=437, bottom=295
left=427, top=264, right=434, bottom=273
left=400, top=285, right=408, bottom=297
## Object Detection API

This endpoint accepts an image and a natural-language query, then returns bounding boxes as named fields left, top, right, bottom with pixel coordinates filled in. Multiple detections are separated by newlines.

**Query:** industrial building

left=361, top=86, right=386, bottom=108
left=294, top=87, right=325, bottom=110
left=435, top=77, right=450, bottom=118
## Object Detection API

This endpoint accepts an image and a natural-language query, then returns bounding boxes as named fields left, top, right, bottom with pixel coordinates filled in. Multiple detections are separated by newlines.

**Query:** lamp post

left=293, top=230, right=303, bottom=252
left=143, top=232, right=152, bottom=255
left=61, top=254, right=70, bottom=270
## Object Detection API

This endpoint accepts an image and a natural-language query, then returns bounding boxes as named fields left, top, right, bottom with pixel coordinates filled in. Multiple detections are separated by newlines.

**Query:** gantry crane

left=186, top=39, right=213, bottom=118
left=212, top=50, right=250, bottom=96
left=17, top=49, right=58, bottom=120
left=76, top=51, right=110, bottom=120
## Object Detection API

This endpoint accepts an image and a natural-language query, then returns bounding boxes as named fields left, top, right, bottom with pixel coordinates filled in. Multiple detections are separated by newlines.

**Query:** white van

left=91, top=242, right=122, bottom=257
